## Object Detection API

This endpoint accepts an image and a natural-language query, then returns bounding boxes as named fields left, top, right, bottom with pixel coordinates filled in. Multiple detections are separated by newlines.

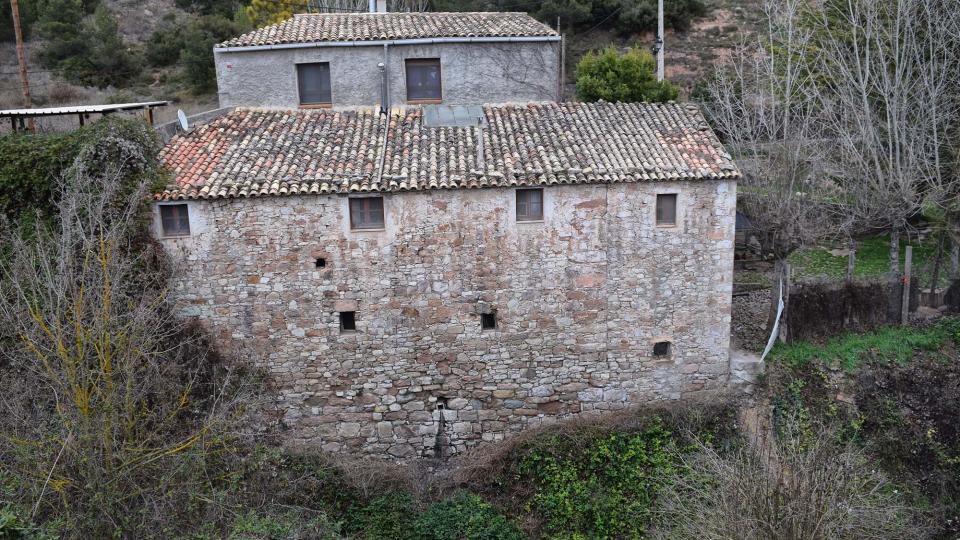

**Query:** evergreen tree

left=575, top=46, right=679, bottom=103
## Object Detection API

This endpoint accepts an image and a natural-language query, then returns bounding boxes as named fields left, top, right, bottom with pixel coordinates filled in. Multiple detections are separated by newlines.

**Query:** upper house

left=213, top=11, right=562, bottom=109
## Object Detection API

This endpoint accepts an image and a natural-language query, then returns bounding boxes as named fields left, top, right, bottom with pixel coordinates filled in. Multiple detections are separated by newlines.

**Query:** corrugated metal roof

left=0, top=101, right=169, bottom=117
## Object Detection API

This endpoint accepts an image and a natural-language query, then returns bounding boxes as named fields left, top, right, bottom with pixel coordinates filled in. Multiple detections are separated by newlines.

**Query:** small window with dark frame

left=349, top=197, right=385, bottom=230
left=405, top=59, right=442, bottom=102
left=481, top=312, right=497, bottom=331
left=159, top=204, right=190, bottom=237
left=297, top=62, right=332, bottom=106
left=516, top=188, right=544, bottom=222
left=339, top=311, right=356, bottom=332
left=653, top=341, right=672, bottom=357
left=656, top=194, right=677, bottom=226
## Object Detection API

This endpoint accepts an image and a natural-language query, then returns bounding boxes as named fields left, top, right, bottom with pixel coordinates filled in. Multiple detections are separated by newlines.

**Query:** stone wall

left=154, top=180, right=736, bottom=458
left=214, top=40, right=560, bottom=109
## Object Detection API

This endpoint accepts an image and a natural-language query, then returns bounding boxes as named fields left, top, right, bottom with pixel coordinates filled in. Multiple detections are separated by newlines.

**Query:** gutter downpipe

left=217, top=35, right=561, bottom=53
left=375, top=49, right=390, bottom=188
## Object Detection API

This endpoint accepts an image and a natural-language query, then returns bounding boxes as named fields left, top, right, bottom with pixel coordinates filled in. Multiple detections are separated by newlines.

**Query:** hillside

left=1, top=0, right=762, bottom=130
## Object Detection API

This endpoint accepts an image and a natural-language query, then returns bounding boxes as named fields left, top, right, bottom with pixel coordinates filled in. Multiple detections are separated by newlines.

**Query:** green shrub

left=347, top=492, right=418, bottom=540
left=575, top=46, right=680, bottom=103
left=412, top=492, right=523, bottom=540
left=227, top=510, right=340, bottom=540
left=516, top=418, right=679, bottom=538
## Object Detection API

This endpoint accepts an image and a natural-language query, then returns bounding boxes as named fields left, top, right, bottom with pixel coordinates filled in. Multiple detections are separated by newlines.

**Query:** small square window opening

left=315, top=257, right=327, bottom=268
left=297, top=62, right=332, bottom=106
left=159, top=204, right=190, bottom=237
left=653, top=341, right=672, bottom=357
left=656, top=194, right=677, bottom=226
left=339, top=311, right=356, bottom=332
left=405, top=58, right=442, bottom=102
left=481, top=312, right=497, bottom=331
left=349, top=197, right=385, bottom=230
left=516, top=188, right=544, bottom=222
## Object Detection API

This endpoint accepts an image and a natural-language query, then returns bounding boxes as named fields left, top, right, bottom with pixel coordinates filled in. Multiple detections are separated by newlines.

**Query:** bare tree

left=0, top=130, right=258, bottom=536
left=702, top=0, right=847, bottom=330
left=812, top=0, right=960, bottom=276
left=654, top=427, right=930, bottom=539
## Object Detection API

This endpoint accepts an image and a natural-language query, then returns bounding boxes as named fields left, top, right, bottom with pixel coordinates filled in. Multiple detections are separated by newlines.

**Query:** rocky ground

left=731, top=289, right=770, bottom=352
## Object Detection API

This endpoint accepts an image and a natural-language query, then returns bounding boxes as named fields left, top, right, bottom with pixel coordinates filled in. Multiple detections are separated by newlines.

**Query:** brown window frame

left=656, top=193, right=677, bottom=227
left=405, top=58, right=442, bottom=103
left=516, top=188, right=544, bottom=222
left=296, top=62, right=332, bottom=107
left=349, top=196, right=385, bottom=230
left=159, top=203, right=190, bottom=237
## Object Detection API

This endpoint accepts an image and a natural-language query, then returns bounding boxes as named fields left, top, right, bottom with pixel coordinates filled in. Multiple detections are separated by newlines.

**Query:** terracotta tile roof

left=156, top=102, right=739, bottom=201
left=217, top=12, right=558, bottom=48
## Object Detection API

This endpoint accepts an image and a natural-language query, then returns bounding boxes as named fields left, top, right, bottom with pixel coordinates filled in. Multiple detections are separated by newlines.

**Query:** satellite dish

left=177, top=109, right=189, bottom=131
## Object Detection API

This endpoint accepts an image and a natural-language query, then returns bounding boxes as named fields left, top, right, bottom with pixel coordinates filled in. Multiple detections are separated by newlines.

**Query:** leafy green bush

left=227, top=509, right=340, bottom=540
left=0, top=115, right=165, bottom=226
left=515, top=419, right=679, bottom=538
left=347, top=492, right=418, bottom=540
left=576, top=46, right=680, bottom=103
left=412, top=492, right=523, bottom=540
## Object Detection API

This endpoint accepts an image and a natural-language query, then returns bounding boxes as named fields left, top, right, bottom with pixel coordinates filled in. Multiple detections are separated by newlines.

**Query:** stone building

left=213, top=12, right=561, bottom=109
left=154, top=101, right=740, bottom=458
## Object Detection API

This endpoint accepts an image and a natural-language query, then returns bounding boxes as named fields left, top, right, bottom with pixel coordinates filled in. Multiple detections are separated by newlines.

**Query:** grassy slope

left=789, top=234, right=952, bottom=288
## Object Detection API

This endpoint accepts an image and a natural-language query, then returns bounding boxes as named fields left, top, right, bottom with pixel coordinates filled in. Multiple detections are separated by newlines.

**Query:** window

left=481, top=312, right=497, bottom=331
left=159, top=204, right=190, bottom=236
left=297, top=63, right=332, bottom=106
left=516, top=189, right=544, bottom=222
left=405, top=59, right=442, bottom=102
left=339, top=311, right=356, bottom=332
left=656, top=194, right=677, bottom=226
left=349, top=197, right=385, bottom=230
left=315, top=257, right=327, bottom=268
left=653, top=341, right=672, bottom=357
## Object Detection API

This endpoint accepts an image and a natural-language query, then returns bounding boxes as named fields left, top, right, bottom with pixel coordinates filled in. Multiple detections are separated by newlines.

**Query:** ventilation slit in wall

left=339, top=311, right=356, bottom=332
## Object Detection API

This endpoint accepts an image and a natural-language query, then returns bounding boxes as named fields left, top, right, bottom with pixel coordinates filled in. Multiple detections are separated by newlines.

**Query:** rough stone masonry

left=155, top=180, right=736, bottom=458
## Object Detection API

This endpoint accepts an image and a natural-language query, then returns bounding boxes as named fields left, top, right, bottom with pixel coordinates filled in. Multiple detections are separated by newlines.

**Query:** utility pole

left=10, top=0, right=34, bottom=131
left=655, top=0, right=664, bottom=81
